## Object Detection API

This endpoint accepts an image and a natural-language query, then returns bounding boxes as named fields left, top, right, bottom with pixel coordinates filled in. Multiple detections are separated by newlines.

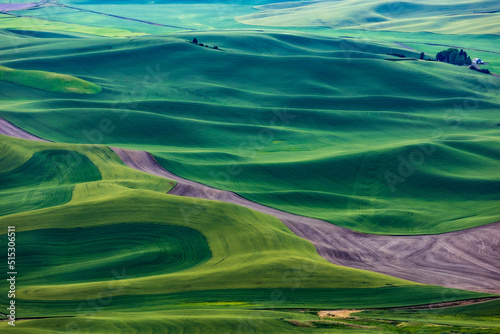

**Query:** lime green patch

left=0, top=65, right=102, bottom=94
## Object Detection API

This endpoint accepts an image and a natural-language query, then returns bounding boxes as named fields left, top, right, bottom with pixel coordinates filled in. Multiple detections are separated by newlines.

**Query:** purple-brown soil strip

left=0, top=3, right=37, bottom=12
left=0, top=0, right=49, bottom=12
left=0, top=118, right=49, bottom=142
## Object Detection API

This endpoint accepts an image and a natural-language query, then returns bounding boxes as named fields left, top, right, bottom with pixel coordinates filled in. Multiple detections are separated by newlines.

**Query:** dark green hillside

left=0, top=1, right=499, bottom=332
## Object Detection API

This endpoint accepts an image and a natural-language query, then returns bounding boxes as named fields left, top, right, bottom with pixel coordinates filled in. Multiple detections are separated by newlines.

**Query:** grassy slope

left=0, top=135, right=176, bottom=216
left=356, top=299, right=500, bottom=332
left=235, top=0, right=500, bottom=35
left=0, top=310, right=354, bottom=334
left=8, top=0, right=500, bottom=38
left=14, top=6, right=181, bottom=35
left=358, top=13, right=500, bottom=36
left=294, top=28, right=500, bottom=73
left=0, top=137, right=428, bottom=297
left=1, top=31, right=499, bottom=234
left=0, top=65, right=102, bottom=94
left=0, top=149, right=101, bottom=216
left=269, top=299, right=500, bottom=333
left=0, top=136, right=489, bottom=333
left=0, top=13, right=144, bottom=37
left=16, top=4, right=248, bottom=32
left=16, top=223, right=212, bottom=284
left=0, top=4, right=498, bottom=333
left=6, top=306, right=500, bottom=334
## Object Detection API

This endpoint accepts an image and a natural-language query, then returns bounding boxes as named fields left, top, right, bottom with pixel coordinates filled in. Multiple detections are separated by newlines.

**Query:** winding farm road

left=55, top=2, right=195, bottom=31
left=1, top=117, right=500, bottom=294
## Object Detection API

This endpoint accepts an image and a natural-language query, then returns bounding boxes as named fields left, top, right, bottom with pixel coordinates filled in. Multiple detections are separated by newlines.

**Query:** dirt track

left=1, top=118, right=499, bottom=294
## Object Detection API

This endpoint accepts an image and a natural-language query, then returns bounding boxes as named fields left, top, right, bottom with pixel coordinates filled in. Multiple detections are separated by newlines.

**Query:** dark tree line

left=436, top=48, right=472, bottom=66
left=191, top=38, right=220, bottom=50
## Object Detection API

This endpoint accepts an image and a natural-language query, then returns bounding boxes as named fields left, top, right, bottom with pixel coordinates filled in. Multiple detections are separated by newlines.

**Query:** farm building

left=473, top=58, right=484, bottom=64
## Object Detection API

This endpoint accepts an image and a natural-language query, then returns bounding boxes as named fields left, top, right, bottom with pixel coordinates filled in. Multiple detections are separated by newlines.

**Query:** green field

left=0, top=13, right=145, bottom=37
left=0, top=65, right=102, bottom=94
left=236, top=0, right=500, bottom=35
left=0, top=136, right=492, bottom=333
left=0, top=149, right=100, bottom=216
left=356, top=298, right=500, bottom=332
left=0, top=0, right=499, bottom=332
left=1, top=29, right=499, bottom=234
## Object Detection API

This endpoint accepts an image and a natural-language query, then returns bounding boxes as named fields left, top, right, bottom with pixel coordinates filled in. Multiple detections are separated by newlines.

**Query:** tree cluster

left=191, top=38, right=220, bottom=51
left=436, top=48, right=472, bottom=66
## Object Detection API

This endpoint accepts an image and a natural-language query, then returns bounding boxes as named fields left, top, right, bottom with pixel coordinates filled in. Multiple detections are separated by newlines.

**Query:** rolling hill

left=2, top=134, right=490, bottom=333
left=1, top=30, right=499, bottom=234
left=0, top=65, right=102, bottom=94
left=0, top=1, right=499, bottom=332
left=236, top=0, right=500, bottom=35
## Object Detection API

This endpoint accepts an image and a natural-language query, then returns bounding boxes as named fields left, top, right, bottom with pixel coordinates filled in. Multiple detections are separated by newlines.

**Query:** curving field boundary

left=0, top=118, right=49, bottom=142
left=1, top=117, right=500, bottom=294
left=110, top=147, right=500, bottom=294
